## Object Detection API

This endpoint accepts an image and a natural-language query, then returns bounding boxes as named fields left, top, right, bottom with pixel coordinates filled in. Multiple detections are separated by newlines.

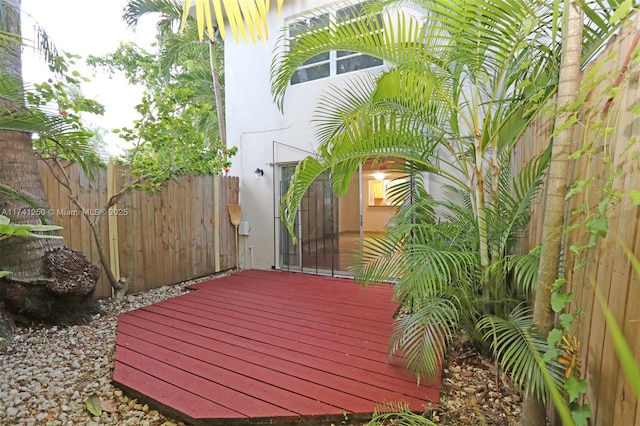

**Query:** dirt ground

left=433, top=336, right=522, bottom=425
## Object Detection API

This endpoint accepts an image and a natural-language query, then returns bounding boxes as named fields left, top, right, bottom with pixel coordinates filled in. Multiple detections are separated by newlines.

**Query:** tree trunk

left=0, top=0, right=99, bottom=330
left=209, top=37, right=227, bottom=147
left=89, top=215, right=128, bottom=300
left=518, top=1, right=584, bottom=424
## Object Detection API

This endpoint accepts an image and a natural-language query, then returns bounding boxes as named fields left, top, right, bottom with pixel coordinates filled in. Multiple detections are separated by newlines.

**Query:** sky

left=20, top=0, right=159, bottom=156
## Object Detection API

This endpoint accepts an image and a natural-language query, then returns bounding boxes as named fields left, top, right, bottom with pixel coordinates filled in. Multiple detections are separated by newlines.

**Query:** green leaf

left=609, top=0, right=632, bottom=25
left=552, top=278, right=566, bottom=292
left=566, top=178, right=593, bottom=200
left=0, top=215, right=9, bottom=225
left=586, top=216, right=609, bottom=238
left=0, top=224, right=15, bottom=236
left=547, top=328, right=564, bottom=347
left=559, top=313, right=575, bottom=332
left=629, top=189, right=640, bottom=206
left=23, top=224, right=62, bottom=232
left=551, top=292, right=574, bottom=312
left=571, top=403, right=592, bottom=426
left=566, top=375, right=588, bottom=402
left=632, top=103, right=640, bottom=116
left=85, top=393, right=102, bottom=417
left=0, top=270, right=11, bottom=278
left=543, top=346, right=563, bottom=363
left=573, top=259, right=587, bottom=271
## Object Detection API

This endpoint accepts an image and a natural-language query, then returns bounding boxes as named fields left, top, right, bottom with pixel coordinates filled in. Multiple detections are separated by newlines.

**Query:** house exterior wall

left=224, top=0, right=428, bottom=270
left=226, top=0, right=364, bottom=270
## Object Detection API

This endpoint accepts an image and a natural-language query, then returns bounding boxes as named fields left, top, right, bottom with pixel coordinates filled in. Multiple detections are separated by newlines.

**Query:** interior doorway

left=277, top=161, right=400, bottom=276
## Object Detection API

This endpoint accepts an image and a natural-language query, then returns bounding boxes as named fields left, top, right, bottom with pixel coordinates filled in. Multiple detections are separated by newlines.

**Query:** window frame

left=288, top=2, right=384, bottom=85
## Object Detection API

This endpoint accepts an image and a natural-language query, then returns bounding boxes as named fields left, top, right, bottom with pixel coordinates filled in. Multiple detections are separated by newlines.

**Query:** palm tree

left=271, top=0, right=563, bottom=387
left=176, top=0, right=289, bottom=149
left=0, top=0, right=98, bottom=327
left=271, top=0, right=636, bottom=407
left=519, top=0, right=584, bottom=424
left=127, top=0, right=227, bottom=145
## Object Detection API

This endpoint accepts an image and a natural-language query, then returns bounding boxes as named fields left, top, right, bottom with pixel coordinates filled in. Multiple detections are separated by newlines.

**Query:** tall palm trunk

left=208, top=37, right=227, bottom=147
left=0, top=0, right=98, bottom=325
left=0, top=131, right=64, bottom=274
left=518, top=0, right=584, bottom=424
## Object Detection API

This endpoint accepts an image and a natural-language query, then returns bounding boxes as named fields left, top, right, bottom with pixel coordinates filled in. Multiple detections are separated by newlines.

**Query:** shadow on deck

left=113, top=269, right=441, bottom=425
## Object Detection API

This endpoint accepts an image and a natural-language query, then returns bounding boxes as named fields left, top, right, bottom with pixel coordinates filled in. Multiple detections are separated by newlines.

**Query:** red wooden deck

left=113, top=269, right=440, bottom=425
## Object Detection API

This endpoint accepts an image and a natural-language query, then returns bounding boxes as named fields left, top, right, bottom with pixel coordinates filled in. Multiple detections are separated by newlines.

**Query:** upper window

left=289, top=2, right=383, bottom=85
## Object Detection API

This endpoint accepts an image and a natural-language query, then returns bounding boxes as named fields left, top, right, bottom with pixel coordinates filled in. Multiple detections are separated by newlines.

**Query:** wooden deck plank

left=183, top=284, right=397, bottom=330
left=122, top=311, right=418, bottom=386
left=168, top=293, right=392, bottom=344
left=192, top=272, right=396, bottom=311
left=116, top=346, right=298, bottom=419
left=123, top=309, right=419, bottom=383
left=113, top=270, right=441, bottom=424
left=186, top=278, right=395, bottom=317
left=225, top=269, right=394, bottom=299
left=186, top=285, right=395, bottom=323
left=166, top=297, right=391, bottom=350
left=117, top=331, right=341, bottom=416
left=118, top=322, right=375, bottom=413
left=119, top=315, right=434, bottom=403
left=141, top=302, right=395, bottom=364
left=113, top=362, right=245, bottom=421
left=213, top=273, right=394, bottom=304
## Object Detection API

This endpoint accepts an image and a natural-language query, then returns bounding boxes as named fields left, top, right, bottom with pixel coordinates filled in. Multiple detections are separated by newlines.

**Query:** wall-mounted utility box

left=238, top=221, right=251, bottom=235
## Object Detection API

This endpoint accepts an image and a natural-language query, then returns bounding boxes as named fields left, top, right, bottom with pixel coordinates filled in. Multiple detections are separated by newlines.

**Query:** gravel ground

left=0, top=272, right=521, bottom=426
left=0, top=274, right=218, bottom=426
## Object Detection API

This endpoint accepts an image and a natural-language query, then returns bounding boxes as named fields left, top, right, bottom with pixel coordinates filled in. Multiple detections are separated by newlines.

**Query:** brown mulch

left=345, top=335, right=523, bottom=426
left=434, top=335, right=522, bottom=425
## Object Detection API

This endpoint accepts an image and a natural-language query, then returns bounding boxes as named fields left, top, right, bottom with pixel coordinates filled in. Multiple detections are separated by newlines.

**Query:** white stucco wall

left=225, top=0, right=381, bottom=270
left=224, top=0, right=431, bottom=270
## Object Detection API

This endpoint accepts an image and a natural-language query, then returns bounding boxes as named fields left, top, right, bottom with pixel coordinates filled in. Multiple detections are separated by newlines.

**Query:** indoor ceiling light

left=372, top=171, right=386, bottom=181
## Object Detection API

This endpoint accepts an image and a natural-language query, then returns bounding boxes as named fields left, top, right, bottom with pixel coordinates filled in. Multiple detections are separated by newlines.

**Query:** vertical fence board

left=219, top=176, right=239, bottom=271
left=38, top=162, right=237, bottom=297
left=612, top=102, right=640, bottom=426
left=512, top=16, right=640, bottom=425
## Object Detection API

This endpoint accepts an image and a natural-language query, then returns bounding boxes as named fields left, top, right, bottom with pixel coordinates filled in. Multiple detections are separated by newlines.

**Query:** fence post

left=106, top=163, right=121, bottom=289
left=214, top=174, right=221, bottom=272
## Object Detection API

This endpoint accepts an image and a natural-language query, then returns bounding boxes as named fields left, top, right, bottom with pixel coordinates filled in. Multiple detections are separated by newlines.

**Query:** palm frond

left=580, top=0, right=639, bottom=65
left=0, top=73, right=103, bottom=179
left=272, top=9, right=428, bottom=110
left=0, top=214, right=62, bottom=240
left=486, top=146, right=550, bottom=256
left=182, top=0, right=284, bottom=42
left=389, top=297, right=459, bottom=382
left=477, top=307, right=565, bottom=401
left=352, top=233, right=407, bottom=284
left=124, top=0, right=182, bottom=31
left=17, top=7, right=62, bottom=70
left=279, top=156, right=328, bottom=241
left=367, top=401, right=436, bottom=425
left=0, top=184, right=52, bottom=225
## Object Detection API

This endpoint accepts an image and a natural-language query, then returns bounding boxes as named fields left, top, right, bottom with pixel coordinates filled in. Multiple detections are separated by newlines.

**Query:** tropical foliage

left=271, top=0, right=561, bottom=389
left=0, top=0, right=233, bottom=301
left=88, top=41, right=234, bottom=186
left=182, top=0, right=285, bottom=41
left=0, top=68, right=101, bottom=175
left=270, top=0, right=636, bottom=402
left=90, top=0, right=234, bottom=184
left=0, top=214, right=62, bottom=278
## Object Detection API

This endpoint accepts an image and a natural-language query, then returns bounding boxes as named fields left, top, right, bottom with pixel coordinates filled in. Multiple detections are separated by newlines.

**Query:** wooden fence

left=512, top=16, right=640, bottom=426
left=38, top=160, right=239, bottom=298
